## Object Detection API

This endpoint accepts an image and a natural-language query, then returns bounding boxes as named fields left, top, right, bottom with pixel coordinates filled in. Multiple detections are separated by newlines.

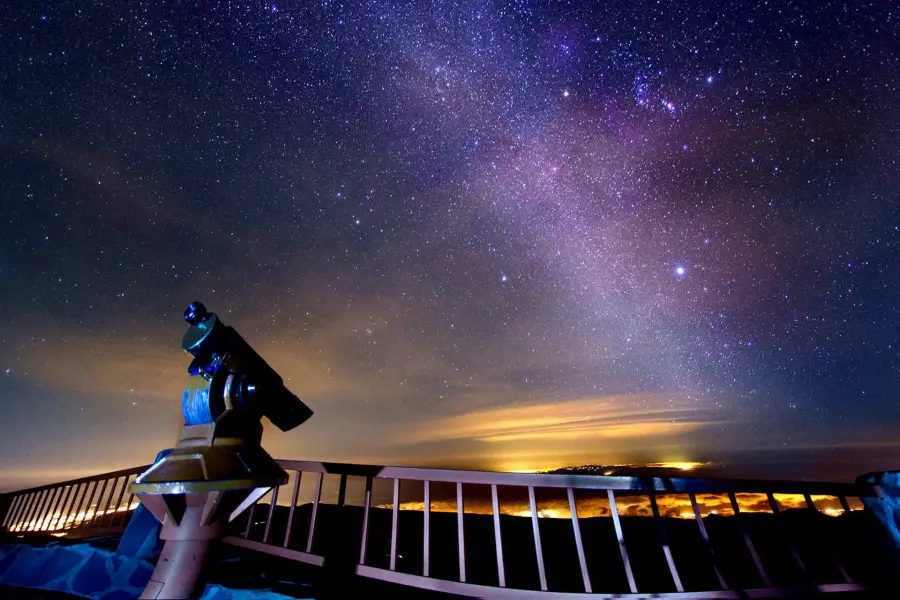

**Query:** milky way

left=1, top=1, right=899, bottom=489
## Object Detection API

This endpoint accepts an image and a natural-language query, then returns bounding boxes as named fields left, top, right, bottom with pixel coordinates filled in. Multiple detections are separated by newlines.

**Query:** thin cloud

left=401, top=395, right=719, bottom=445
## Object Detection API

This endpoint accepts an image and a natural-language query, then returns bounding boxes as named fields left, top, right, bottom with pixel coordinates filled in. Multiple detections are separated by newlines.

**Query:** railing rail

left=1, top=460, right=877, bottom=598
left=275, top=460, right=866, bottom=496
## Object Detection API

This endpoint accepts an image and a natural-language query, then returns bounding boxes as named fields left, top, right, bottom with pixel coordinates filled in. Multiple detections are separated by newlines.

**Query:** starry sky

left=1, top=0, right=899, bottom=491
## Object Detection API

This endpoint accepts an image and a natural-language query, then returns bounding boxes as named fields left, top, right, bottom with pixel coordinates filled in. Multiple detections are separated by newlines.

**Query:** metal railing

left=0, top=465, right=149, bottom=536
left=0, top=460, right=877, bottom=598
left=227, top=461, right=874, bottom=598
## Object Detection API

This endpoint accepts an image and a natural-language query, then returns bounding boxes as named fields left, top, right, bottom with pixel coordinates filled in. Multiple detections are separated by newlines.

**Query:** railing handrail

left=0, top=460, right=872, bottom=499
left=276, top=460, right=873, bottom=497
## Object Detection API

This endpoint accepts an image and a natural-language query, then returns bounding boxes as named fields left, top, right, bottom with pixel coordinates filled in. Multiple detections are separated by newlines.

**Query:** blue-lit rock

left=72, top=552, right=112, bottom=595
left=127, top=559, right=153, bottom=588
left=0, top=543, right=150, bottom=599
left=860, top=471, right=900, bottom=548
left=0, top=545, right=23, bottom=574
left=2, top=545, right=52, bottom=586
left=39, top=546, right=86, bottom=584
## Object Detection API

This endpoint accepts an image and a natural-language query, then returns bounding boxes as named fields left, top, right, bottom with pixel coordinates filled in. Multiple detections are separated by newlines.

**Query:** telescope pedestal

left=136, top=486, right=272, bottom=599
left=131, top=425, right=284, bottom=599
left=141, top=538, right=213, bottom=600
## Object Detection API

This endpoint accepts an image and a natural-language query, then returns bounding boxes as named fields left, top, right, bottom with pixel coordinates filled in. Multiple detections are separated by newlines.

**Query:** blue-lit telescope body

left=182, top=386, right=212, bottom=426
left=180, top=301, right=313, bottom=430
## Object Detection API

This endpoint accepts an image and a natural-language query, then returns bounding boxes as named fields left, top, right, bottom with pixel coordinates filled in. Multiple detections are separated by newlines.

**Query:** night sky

left=1, top=1, right=899, bottom=491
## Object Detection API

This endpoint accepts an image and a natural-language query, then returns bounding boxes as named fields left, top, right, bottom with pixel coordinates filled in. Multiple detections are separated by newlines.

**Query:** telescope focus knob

left=184, top=301, right=210, bottom=326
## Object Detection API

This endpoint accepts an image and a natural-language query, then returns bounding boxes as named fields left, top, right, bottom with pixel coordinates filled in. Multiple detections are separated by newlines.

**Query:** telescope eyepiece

left=185, top=301, right=210, bottom=326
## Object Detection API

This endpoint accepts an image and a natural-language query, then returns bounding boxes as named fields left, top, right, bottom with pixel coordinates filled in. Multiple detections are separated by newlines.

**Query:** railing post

left=59, top=484, right=83, bottom=530
left=337, top=473, right=348, bottom=508
left=14, top=494, right=32, bottom=530
left=114, top=478, right=137, bottom=527
left=359, top=476, right=373, bottom=564
left=390, top=479, right=400, bottom=571
left=243, top=502, right=256, bottom=539
left=305, top=472, right=323, bottom=554
left=16, top=493, right=37, bottom=531
left=804, top=493, right=851, bottom=583
left=766, top=492, right=808, bottom=579
left=107, top=476, right=130, bottom=527
left=284, top=471, right=302, bottom=548
left=73, top=480, right=97, bottom=528
left=491, top=484, right=506, bottom=588
left=649, top=491, right=684, bottom=592
left=567, top=487, right=591, bottom=593
left=423, top=480, right=431, bottom=577
left=4, top=495, right=23, bottom=530
left=18, top=491, right=41, bottom=532
left=32, top=489, right=56, bottom=531
left=23, top=490, right=47, bottom=532
left=85, top=479, right=110, bottom=528
left=38, top=487, right=64, bottom=531
left=51, top=485, right=75, bottom=531
left=99, top=477, right=121, bottom=527
left=528, top=486, right=548, bottom=591
left=729, top=492, right=771, bottom=587
left=18, top=493, right=39, bottom=531
left=262, top=485, right=280, bottom=544
left=109, top=475, right=134, bottom=527
left=607, top=489, right=637, bottom=593
left=690, top=492, right=728, bottom=588
left=40, top=488, right=63, bottom=531
left=839, top=495, right=851, bottom=513
left=457, top=482, right=466, bottom=583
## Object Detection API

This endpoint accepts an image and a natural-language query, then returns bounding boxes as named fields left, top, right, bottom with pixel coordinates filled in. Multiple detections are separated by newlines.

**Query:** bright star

left=500, top=274, right=509, bottom=282
left=675, top=266, right=686, bottom=277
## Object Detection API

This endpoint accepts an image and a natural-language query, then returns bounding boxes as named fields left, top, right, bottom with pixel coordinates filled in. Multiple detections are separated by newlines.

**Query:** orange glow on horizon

left=378, top=492, right=858, bottom=520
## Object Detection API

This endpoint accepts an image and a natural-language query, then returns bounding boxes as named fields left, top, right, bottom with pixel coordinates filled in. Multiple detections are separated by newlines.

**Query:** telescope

left=129, top=302, right=312, bottom=599
left=181, top=300, right=312, bottom=434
